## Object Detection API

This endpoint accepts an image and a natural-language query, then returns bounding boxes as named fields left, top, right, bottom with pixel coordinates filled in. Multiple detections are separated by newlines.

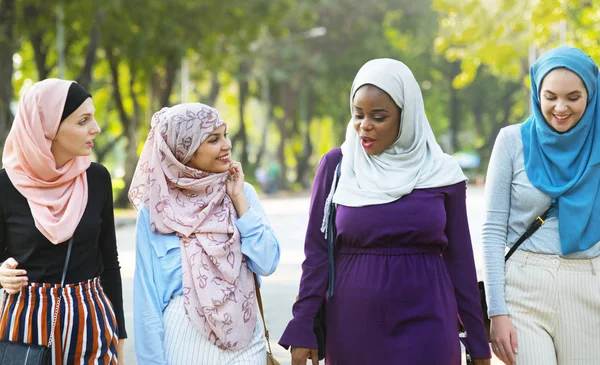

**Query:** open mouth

left=361, top=137, right=375, bottom=149
left=217, top=154, right=230, bottom=162
left=553, top=114, right=571, bottom=123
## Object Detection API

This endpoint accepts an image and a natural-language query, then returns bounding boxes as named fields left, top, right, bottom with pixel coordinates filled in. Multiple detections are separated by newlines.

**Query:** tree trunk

left=275, top=84, right=297, bottom=190
left=0, top=0, right=16, bottom=162
left=448, top=62, right=461, bottom=153
left=160, top=56, right=179, bottom=107
left=116, top=65, right=141, bottom=208
left=233, top=61, right=250, bottom=168
left=106, top=48, right=140, bottom=208
left=207, top=72, right=220, bottom=105
left=77, top=7, right=104, bottom=90
left=295, top=87, right=314, bottom=188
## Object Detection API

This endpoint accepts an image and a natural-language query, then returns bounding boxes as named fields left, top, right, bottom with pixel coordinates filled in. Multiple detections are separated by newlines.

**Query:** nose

left=359, top=118, right=374, bottom=131
left=555, top=100, right=568, bottom=112
left=90, top=119, right=101, bottom=135
left=224, top=136, right=232, bottom=150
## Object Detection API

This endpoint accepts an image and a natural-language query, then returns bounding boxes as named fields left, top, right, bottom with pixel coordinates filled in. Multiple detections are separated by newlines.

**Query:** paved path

left=118, top=185, right=502, bottom=364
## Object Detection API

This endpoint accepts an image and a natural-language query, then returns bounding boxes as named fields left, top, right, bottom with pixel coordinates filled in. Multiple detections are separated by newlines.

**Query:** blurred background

left=3, top=1, right=598, bottom=364
left=2, top=0, right=598, bottom=199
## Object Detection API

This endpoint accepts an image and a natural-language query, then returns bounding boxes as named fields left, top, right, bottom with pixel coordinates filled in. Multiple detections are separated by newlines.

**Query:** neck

left=50, top=149, right=72, bottom=169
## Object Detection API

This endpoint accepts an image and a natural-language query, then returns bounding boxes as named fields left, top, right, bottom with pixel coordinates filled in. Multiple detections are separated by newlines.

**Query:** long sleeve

left=133, top=208, right=168, bottom=365
left=97, top=166, right=127, bottom=339
left=442, top=181, right=491, bottom=359
left=237, top=182, right=280, bottom=276
left=481, top=129, right=513, bottom=317
left=279, top=148, right=341, bottom=350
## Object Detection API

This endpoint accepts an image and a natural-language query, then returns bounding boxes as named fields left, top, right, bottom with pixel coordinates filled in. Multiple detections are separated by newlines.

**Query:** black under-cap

left=60, top=82, right=91, bottom=122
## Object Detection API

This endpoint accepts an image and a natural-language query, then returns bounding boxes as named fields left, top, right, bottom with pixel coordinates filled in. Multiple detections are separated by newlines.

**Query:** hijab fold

left=332, top=58, right=466, bottom=207
left=128, top=103, right=256, bottom=350
left=521, top=46, right=600, bottom=254
left=2, top=79, right=90, bottom=244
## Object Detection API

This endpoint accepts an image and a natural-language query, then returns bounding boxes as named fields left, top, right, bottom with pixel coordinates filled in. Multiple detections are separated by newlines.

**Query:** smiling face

left=540, top=68, right=588, bottom=133
left=186, top=124, right=232, bottom=173
left=352, top=85, right=401, bottom=155
left=50, top=97, right=100, bottom=168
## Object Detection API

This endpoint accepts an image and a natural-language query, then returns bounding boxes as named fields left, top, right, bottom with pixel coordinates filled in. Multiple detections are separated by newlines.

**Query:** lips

left=217, top=154, right=230, bottom=162
left=86, top=141, right=95, bottom=148
left=553, top=114, right=571, bottom=123
left=361, top=136, right=375, bottom=149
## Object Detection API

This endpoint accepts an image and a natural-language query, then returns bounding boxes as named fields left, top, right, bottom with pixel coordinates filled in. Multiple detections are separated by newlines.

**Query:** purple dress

left=279, top=148, right=490, bottom=364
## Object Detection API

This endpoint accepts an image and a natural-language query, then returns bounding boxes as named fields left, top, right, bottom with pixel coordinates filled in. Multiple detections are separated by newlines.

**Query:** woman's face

left=540, top=68, right=588, bottom=133
left=352, top=85, right=401, bottom=155
left=51, top=97, right=100, bottom=166
left=186, top=124, right=232, bottom=173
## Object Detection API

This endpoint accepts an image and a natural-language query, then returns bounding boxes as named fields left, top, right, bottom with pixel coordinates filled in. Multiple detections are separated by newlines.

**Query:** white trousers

left=163, top=295, right=266, bottom=365
left=505, top=250, right=600, bottom=365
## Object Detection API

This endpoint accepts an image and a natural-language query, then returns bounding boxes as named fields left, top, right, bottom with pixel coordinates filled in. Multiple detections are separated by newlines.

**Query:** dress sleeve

left=236, top=182, right=280, bottom=276
left=133, top=208, right=168, bottom=365
left=442, top=181, right=491, bottom=359
left=278, top=149, right=340, bottom=350
left=97, top=166, right=127, bottom=339
left=481, top=129, right=513, bottom=317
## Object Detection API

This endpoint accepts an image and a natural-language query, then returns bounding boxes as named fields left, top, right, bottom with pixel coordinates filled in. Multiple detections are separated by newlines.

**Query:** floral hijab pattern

left=128, top=103, right=256, bottom=349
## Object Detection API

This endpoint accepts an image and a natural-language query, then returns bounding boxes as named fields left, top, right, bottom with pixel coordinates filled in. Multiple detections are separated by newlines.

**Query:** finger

left=510, top=327, right=519, bottom=356
left=2, top=258, right=18, bottom=269
left=493, top=342, right=508, bottom=364
left=499, top=339, right=515, bottom=365
left=0, top=275, right=28, bottom=285
left=0, top=268, right=27, bottom=277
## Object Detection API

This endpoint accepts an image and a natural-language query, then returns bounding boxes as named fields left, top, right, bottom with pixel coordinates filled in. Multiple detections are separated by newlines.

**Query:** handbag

left=478, top=205, right=553, bottom=340
left=253, top=274, right=282, bottom=365
left=0, top=237, right=73, bottom=365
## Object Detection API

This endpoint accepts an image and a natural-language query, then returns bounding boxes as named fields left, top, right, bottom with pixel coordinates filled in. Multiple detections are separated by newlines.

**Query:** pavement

left=116, top=185, right=502, bottom=364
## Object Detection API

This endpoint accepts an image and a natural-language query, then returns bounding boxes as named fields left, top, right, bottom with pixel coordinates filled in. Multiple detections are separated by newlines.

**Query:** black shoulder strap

left=326, top=154, right=343, bottom=297
left=505, top=205, right=553, bottom=262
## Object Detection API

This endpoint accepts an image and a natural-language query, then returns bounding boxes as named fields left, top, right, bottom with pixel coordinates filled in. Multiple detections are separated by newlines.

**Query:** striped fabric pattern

left=163, top=295, right=266, bottom=365
left=0, top=277, right=119, bottom=365
left=505, top=250, right=600, bottom=365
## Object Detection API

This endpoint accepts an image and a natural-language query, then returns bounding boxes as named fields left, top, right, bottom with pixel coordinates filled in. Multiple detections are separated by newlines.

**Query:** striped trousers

left=162, top=295, right=266, bottom=365
left=0, top=277, right=119, bottom=365
left=505, top=250, right=600, bottom=365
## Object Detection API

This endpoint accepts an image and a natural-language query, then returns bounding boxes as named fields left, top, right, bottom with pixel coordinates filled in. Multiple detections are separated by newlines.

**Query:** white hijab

left=332, top=58, right=467, bottom=207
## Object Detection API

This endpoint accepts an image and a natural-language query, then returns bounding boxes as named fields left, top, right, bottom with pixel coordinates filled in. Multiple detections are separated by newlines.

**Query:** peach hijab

left=2, top=79, right=91, bottom=244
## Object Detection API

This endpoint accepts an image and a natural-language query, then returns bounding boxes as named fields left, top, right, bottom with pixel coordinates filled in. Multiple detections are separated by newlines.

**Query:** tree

left=0, top=0, right=17, bottom=161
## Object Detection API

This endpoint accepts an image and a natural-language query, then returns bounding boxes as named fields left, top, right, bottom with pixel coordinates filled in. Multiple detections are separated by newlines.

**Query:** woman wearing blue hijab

left=482, top=46, right=600, bottom=365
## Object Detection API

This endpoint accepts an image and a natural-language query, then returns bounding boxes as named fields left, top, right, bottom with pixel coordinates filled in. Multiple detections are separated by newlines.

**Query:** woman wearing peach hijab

left=0, top=79, right=126, bottom=364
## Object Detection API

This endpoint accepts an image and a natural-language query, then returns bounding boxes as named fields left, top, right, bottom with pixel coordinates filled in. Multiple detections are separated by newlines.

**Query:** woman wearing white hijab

left=279, top=59, right=491, bottom=364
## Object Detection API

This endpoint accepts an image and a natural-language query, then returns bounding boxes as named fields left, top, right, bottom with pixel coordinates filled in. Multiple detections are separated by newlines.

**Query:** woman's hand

left=117, top=339, right=125, bottom=364
left=0, top=258, right=28, bottom=294
left=226, top=161, right=249, bottom=216
left=291, top=347, right=319, bottom=365
left=490, top=315, right=518, bottom=365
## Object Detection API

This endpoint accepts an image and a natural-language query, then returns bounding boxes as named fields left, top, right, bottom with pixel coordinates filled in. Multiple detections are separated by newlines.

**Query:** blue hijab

left=521, top=46, right=600, bottom=254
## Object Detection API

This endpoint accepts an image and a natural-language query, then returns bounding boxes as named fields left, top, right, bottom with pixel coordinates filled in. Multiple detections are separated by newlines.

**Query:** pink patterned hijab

left=2, top=79, right=90, bottom=244
left=128, top=103, right=257, bottom=350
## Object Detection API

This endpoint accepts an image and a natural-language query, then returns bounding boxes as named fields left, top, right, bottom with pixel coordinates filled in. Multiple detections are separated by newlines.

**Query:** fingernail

left=514, top=348, right=518, bottom=354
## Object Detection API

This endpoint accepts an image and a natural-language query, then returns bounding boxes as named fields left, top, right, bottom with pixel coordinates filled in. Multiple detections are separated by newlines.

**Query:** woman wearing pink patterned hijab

left=0, top=79, right=127, bottom=364
left=130, top=103, right=280, bottom=365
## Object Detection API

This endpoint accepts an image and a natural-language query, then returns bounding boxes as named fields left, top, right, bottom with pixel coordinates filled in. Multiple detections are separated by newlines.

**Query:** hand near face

left=225, top=161, right=245, bottom=199
left=225, top=161, right=250, bottom=216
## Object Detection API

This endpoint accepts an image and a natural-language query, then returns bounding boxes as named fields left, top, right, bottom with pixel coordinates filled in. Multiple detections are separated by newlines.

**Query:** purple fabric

left=279, top=148, right=491, bottom=364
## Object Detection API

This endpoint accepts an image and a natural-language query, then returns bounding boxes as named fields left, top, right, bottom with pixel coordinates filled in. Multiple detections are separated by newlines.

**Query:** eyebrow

left=79, top=111, right=95, bottom=118
left=353, top=106, right=389, bottom=113
left=542, top=90, right=583, bottom=95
